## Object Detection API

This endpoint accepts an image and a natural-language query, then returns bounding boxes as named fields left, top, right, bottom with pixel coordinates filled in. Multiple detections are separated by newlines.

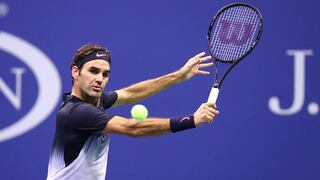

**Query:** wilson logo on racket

left=218, top=20, right=253, bottom=46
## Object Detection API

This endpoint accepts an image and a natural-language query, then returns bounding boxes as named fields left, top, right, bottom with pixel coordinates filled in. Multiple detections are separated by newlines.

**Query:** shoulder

left=58, top=98, right=104, bottom=122
left=59, top=100, right=111, bottom=130
left=100, top=91, right=118, bottom=109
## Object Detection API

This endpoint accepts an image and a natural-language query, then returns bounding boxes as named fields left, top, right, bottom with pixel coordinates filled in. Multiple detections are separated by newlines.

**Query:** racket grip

left=207, top=87, right=219, bottom=104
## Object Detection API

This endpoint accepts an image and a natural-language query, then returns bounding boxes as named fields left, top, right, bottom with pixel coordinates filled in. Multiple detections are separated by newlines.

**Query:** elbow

left=127, top=93, right=142, bottom=105
left=122, top=91, right=137, bottom=104
left=122, top=89, right=146, bottom=105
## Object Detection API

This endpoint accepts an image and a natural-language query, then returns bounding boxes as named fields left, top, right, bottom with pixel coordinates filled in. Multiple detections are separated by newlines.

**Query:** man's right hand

left=193, top=102, right=219, bottom=127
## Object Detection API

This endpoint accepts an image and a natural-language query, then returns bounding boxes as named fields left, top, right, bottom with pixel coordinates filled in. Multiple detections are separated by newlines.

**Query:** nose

left=95, top=74, right=103, bottom=85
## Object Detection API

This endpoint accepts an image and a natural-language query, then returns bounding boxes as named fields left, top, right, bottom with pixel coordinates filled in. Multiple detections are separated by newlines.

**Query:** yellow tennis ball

left=131, top=104, right=148, bottom=120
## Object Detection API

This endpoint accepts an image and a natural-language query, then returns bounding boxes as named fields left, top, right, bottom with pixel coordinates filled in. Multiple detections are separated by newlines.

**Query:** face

left=72, top=59, right=110, bottom=99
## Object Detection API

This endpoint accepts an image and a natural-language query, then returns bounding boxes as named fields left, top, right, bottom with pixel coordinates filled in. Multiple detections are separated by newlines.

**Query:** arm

left=104, top=116, right=171, bottom=137
left=104, top=102, right=219, bottom=137
left=113, top=52, right=212, bottom=106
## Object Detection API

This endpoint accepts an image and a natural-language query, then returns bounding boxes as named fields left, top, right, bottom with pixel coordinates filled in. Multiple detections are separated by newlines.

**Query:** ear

left=71, top=66, right=80, bottom=81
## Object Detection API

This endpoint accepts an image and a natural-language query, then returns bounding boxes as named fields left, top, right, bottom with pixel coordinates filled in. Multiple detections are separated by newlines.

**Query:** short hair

left=70, top=44, right=111, bottom=69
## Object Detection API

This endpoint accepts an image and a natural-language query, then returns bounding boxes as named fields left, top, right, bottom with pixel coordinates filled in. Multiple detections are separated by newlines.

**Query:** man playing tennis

left=46, top=44, right=219, bottom=180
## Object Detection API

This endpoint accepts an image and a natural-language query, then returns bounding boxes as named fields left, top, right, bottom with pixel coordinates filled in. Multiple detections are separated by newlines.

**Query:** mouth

left=92, top=86, right=102, bottom=92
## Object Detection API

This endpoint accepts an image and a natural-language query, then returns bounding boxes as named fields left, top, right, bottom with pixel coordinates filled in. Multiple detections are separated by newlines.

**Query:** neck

left=71, top=86, right=100, bottom=106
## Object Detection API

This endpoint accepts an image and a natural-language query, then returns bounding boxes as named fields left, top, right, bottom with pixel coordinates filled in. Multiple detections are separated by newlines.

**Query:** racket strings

left=209, top=5, right=262, bottom=62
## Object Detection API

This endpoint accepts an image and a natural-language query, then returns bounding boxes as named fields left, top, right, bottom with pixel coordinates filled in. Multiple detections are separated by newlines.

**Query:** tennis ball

left=131, top=104, right=148, bottom=120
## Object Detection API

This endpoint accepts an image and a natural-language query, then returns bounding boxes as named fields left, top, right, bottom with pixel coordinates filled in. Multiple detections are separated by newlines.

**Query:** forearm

left=105, top=116, right=172, bottom=137
left=105, top=115, right=197, bottom=137
left=128, top=118, right=172, bottom=137
left=114, top=52, right=212, bottom=106
left=116, top=70, right=183, bottom=104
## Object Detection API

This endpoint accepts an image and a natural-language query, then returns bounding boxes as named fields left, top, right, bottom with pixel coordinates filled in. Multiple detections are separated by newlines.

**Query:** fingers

left=204, top=103, right=219, bottom=123
left=188, top=52, right=212, bottom=69
left=193, top=59, right=213, bottom=75
left=188, top=57, right=201, bottom=67
left=203, top=103, right=219, bottom=117
left=198, top=62, right=214, bottom=69
left=205, top=104, right=219, bottom=113
left=195, top=70, right=210, bottom=75
left=199, top=55, right=212, bottom=63
left=193, top=102, right=219, bottom=127
left=179, top=51, right=213, bottom=81
left=202, top=109, right=215, bottom=123
left=201, top=103, right=219, bottom=121
left=193, top=52, right=212, bottom=63
left=194, top=52, right=206, bottom=59
left=206, top=102, right=217, bottom=109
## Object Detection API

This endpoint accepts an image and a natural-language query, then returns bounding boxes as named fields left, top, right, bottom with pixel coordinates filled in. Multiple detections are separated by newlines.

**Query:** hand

left=178, top=52, right=213, bottom=81
left=193, top=102, right=219, bottom=127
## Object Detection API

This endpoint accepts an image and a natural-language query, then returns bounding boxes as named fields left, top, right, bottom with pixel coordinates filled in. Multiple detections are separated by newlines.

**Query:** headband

left=75, top=50, right=111, bottom=68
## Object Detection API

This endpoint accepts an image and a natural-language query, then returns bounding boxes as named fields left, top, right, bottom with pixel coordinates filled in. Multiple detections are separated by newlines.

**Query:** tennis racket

left=207, top=3, right=263, bottom=104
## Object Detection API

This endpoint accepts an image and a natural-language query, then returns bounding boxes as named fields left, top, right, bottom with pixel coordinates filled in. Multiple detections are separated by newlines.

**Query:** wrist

left=163, top=70, right=183, bottom=85
left=170, top=115, right=196, bottom=133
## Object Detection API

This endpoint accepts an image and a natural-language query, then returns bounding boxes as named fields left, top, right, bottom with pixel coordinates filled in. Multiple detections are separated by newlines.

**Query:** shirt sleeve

left=69, top=103, right=114, bottom=134
left=100, top=91, right=118, bottom=109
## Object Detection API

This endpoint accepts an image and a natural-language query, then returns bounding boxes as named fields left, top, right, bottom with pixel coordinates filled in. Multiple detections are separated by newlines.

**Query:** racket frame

left=207, top=3, right=263, bottom=103
left=207, top=3, right=263, bottom=89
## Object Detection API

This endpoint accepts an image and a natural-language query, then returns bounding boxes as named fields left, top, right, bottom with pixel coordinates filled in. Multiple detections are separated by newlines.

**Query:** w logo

left=218, top=20, right=253, bottom=46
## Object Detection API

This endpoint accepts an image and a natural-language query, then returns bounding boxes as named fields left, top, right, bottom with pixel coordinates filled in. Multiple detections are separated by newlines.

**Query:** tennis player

left=46, top=44, right=219, bottom=180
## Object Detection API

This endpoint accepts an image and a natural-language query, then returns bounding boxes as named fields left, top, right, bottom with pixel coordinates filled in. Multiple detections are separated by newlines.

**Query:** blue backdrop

left=0, top=0, right=319, bottom=179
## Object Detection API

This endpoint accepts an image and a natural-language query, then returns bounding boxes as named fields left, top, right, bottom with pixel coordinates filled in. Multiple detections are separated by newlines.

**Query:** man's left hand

left=178, top=52, right=213, bottom=81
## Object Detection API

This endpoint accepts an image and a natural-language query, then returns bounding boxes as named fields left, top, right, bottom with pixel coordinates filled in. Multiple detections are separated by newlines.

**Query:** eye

left=103, top=72, right=109, bottom=78
left=89, top=69, right=99, bottom=74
